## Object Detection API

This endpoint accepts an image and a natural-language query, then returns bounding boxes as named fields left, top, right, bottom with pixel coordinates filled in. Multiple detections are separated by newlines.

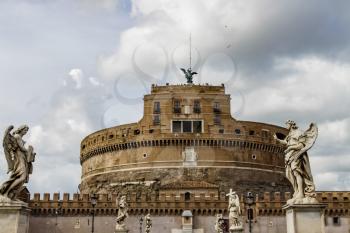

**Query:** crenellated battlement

left=29, top=191, right=350, bottom=217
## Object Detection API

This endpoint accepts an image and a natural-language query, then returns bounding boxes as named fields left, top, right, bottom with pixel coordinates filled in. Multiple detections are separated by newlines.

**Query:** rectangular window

left=213, top=102, right=221, bottom=113
left=153, top=115, right=160, bottom=125
left=214, top=114, right=221, bottom=125
left=154, top=101, right=160, bottom=114
left=172, top=120, right=203, bottom=133
left=262, top=130, right=269, bottom=138
left=172, top=121, right=181, bottom=133
left=333, top=217, right=340, bottom=225
left=173, top=100, right=181, bottom=113
left=193, top=121, right=202, bottom=133
left=193, top=100, right=201, bottom=113
left=183, top=121, right=192, bottom=133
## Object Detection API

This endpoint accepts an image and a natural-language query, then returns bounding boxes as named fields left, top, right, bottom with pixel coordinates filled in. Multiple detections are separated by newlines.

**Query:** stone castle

left=26, top=83, right=349, bottom=232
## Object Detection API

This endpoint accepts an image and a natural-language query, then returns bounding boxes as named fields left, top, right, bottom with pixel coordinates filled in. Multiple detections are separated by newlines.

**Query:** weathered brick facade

left=80, top=84, right=291, bottom=195
left=26, top=83, right=350, bottom=232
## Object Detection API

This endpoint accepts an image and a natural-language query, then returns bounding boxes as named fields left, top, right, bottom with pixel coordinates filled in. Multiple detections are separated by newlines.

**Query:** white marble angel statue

left=214, top=214, right=225, bottom=233
left=274, top=120, right=318, bottom=205
left=226, top=189, right=243, bottom=230
left=0, top=125, right=36, bottom=202
left=145, top=213, right=152, bottom=233
left=115, top=195, right=129, bottom=231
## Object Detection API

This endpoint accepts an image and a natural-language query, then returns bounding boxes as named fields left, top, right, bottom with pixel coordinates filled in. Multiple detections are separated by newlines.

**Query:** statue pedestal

left=229, top=229, right=243, bottom=233
left=115, top=230, right=129, bottom=233
left=0, top=200, right=30, bottom=233
left=283, top=204, right=327, bottom=233
left=229, top=226, right=244, bottom=233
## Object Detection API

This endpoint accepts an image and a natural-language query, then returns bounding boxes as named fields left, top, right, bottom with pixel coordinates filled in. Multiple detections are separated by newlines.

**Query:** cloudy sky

left=0, top=0, right=349, bottom=195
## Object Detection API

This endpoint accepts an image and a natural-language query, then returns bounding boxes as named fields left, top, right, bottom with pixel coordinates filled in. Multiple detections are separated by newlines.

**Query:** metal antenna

left=180, top=33, right=197, bottom=84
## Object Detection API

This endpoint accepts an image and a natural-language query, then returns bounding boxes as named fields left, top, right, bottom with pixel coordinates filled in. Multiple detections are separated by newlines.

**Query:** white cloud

left=69, top=69, right=84, bottom=89
left=1, top=0, right=350, bottom=193
left=240, top=56, right=350, bottom=121
left=89, top=77, right=102, bottom=86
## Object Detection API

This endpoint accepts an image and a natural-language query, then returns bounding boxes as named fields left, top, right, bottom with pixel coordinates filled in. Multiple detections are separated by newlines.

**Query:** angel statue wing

left=180, top=68, right=187, bottom=75
left=2, top=125, right=17, bottom=174
left=294, top=123, right=318, bottom=160
left=235, top=195, right=241, bottom=215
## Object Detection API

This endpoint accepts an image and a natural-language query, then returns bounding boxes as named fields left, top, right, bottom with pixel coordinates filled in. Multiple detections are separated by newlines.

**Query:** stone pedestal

left=0, top=201, right=30, bottom=233
left=114, top=230, right=129, bottom=233
left=229, top=228, right=244, bottom=233
left=283, top=204, right=327, bottom=233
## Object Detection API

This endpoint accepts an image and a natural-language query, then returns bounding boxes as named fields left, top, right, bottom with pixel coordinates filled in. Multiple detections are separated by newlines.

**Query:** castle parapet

left=29, top=191, right=350, bottom=217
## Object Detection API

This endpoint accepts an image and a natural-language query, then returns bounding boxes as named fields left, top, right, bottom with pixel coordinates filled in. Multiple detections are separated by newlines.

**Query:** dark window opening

left=333, top=216, right=340, bottom=225
left=193, top=100, right=201, bottom=113
left=183, top=121, right=192, bottom=133
left=153, top=101, right=160, bottom=114
left=219, top=129, right=224, bottom=134
left=172, top=120, right=203, bottom=133
left=235, top=129, right=241, bottom=135
left=149, top=129, right=154, bottom=134
left=213, top=102, right=221, bottom=113
left=109, top=134, right=114, bottom=139
left=214, top=114, right=221, bottom=125
left=249, top=130, right=255, bottom=136
left=134, top=129, right=140, bottom=135
left=173, top=121, right=182, bottom=133
left=193, top=121, right=202, bottom=133
left=185, top=192, right=191, bottom=201
left=173, top=100, right=181, bottom=113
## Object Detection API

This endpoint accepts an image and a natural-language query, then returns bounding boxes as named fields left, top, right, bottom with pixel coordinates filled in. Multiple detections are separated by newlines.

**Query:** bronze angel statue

left=180, top=68, right=197, bottom=84
left=274, top=120, right=318, bottom=205
left=0, top=125, right=36, bottom=201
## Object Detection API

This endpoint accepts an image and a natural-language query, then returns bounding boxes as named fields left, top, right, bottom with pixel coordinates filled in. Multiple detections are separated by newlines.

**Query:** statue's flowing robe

left=0, top=135, right=28, bottom=197
left=286, top=151, right=315, bottom=197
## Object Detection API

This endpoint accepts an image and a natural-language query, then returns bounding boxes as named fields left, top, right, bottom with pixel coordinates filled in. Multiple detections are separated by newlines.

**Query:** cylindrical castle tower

left=79, top=84, right=291, bottom=195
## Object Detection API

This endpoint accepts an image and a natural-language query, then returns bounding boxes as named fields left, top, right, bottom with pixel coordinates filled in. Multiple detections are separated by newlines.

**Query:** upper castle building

left=27, top=81, right=349, bottom=233
left=79, top=82, right=292, bottom=196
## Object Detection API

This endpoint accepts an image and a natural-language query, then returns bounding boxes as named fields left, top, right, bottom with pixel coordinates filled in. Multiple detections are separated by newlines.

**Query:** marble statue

left=226, top=189, right=243, bottom=231
left=274, top=120, right=318, bottom=205
left=180, top=68, right=197, bottom=84
left=0, top=125, right=36, bottom=202
left=145, top=213, right=152, bottom=233
left=214, top=214, right=225, bottom=233
left=115, top=195, right=129, bottom=231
